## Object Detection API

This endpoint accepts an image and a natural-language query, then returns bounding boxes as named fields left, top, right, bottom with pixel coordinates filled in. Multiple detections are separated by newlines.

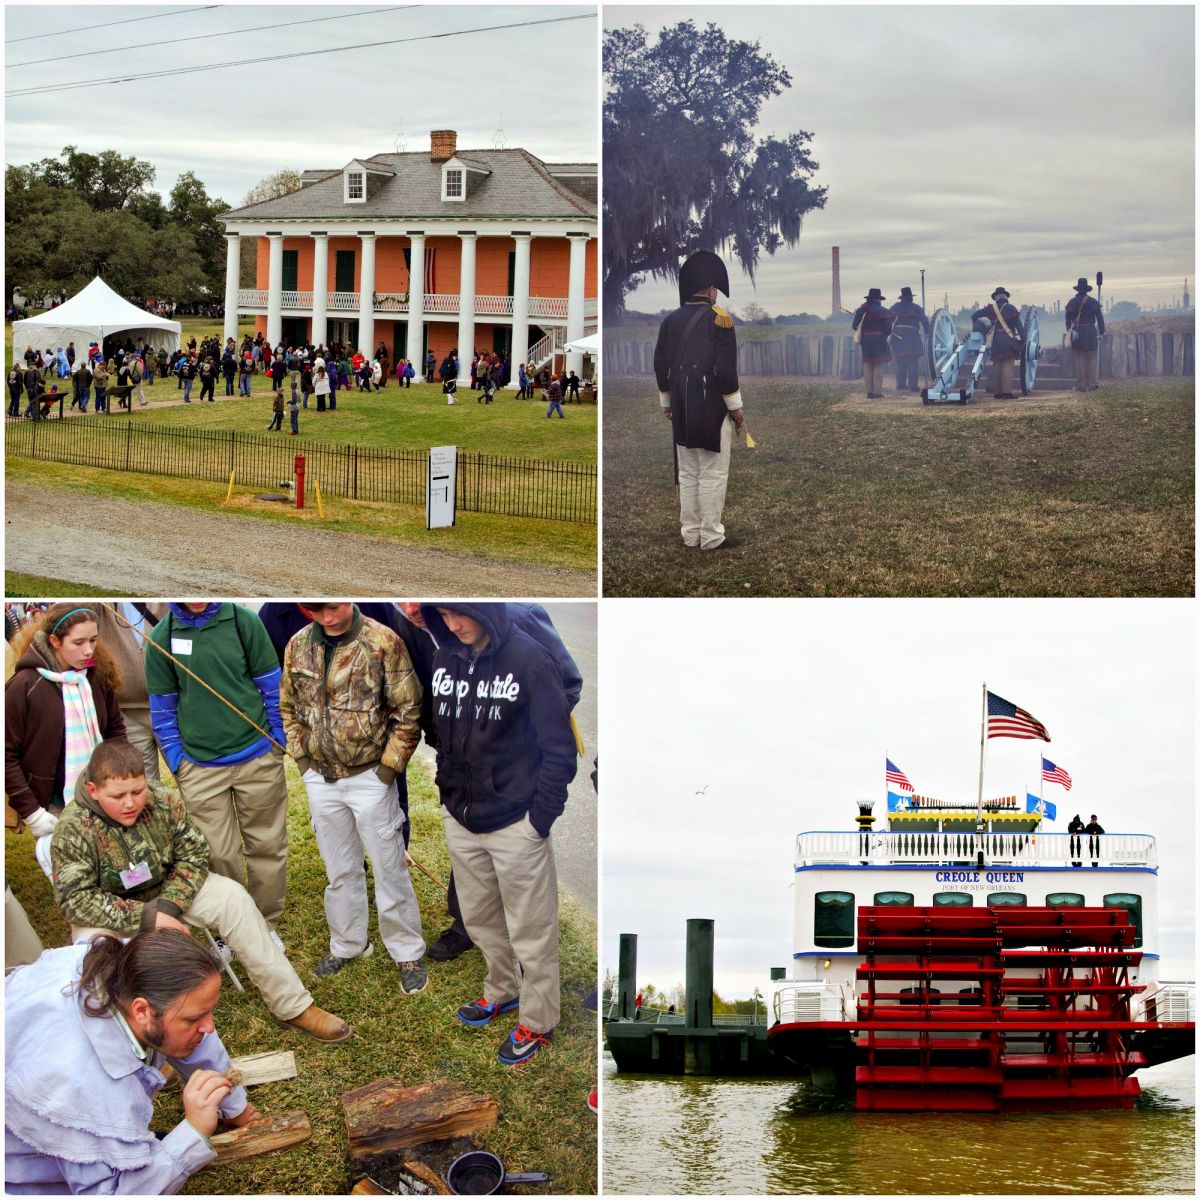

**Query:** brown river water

left=602, top=1053, right=1195, bottom=1194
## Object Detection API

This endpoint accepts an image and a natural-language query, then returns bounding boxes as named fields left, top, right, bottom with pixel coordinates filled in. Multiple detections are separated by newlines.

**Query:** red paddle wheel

left=855, top=906, right=1148, bottom=1111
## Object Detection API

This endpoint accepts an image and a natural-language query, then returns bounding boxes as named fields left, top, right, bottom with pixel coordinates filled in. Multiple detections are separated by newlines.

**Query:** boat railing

left=772, top=981, right=853, bottom=1024
left=603, top=1003, right=766, bottom=1026
left=795, top=831, right=1157, bottom=868
left=1137, top=980, right=1196, bottom=1023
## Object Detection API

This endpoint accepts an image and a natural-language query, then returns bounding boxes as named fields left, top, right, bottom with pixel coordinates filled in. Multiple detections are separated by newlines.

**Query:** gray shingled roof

left=221, top=148, right=596, bottom=223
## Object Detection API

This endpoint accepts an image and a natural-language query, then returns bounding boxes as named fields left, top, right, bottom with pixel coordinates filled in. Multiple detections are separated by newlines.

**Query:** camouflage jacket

left=281, top=609, right=421, bottom=781
left=50, top=780, right=211, bottom=933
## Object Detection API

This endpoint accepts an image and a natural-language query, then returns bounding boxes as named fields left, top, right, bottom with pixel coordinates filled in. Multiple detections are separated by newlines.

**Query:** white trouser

left=676, top=418, right=733, bottom=549
left=6, top=884, right=44, bottom=970
left=72, top=872, right=312, bottom=1020
left=303, top=769, right=425, bottom=962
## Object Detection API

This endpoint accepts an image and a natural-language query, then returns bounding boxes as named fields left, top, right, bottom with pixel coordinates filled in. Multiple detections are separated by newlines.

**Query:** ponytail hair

left=77, top=931, right=220, bottom=1018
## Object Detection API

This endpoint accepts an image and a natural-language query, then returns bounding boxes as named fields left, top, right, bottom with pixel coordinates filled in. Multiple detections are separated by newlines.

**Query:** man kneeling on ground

left=6, top=930, right=256, bottom=1194
left=49, top=739, right=350, bottom=1044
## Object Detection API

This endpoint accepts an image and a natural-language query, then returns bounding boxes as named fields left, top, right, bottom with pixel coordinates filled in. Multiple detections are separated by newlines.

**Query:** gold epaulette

left=712, top=304, right=734, bottom=329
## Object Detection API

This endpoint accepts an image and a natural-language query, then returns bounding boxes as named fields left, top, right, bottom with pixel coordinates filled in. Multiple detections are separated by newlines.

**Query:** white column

left=565, top=232, right=589, bottom=378
left=266, top=233, right=284, bottom=347
left=222, top=233, right=240, bottom=343
left=311, top=232, right=329, bottom=349
left=508, top=232, right=532, bottom=389
left=357, top=232, right=376, bottom=356
left=456, top=232, right=477, bottom=386
left=406, top=232, right=425, bottom=367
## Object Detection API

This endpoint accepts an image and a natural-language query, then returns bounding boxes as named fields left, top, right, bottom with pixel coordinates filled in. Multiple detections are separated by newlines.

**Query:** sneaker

left=587, top=1089, right=598, bottom=1114
left=497, top=1023, right=553, bottom=1066
left=269, top=930, right=285, bottom=954
left=398, top=959, right=428, bottom=994
left=426, top=925, right=474, bottom=962
left=456, top=995, right=519, bottom=1027
left=211, top=936, right=235, bottom=966
left=314, top=942, right=373, bottom=978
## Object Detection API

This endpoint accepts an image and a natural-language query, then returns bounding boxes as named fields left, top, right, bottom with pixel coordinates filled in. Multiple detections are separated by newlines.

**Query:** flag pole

left=976, top=682, right=987, bottom=868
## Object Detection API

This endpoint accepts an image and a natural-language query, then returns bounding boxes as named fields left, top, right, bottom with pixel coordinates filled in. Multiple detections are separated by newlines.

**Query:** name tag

left=120, top=861, right=154, bottom=888
left=170, top=638, right=193, bottom=655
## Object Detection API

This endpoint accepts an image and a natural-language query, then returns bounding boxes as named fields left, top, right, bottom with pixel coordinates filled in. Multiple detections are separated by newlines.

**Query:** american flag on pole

left=1042, top=756, right=1072, bottom=790
left=885, top=758, right=914, bottom=792
left=986, top=690, right=1051, bottom=741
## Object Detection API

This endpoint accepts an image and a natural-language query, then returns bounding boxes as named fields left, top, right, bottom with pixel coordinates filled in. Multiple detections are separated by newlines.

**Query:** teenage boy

left=419, top=603, right=577, bottom=1065
left=49, top=740, right=350, bottom=1043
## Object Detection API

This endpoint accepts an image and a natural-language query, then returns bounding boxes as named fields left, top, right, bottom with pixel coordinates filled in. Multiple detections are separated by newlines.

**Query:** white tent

left=12, top=276, right=181, bottom=358
left=563, top=333, right=600, bottom=356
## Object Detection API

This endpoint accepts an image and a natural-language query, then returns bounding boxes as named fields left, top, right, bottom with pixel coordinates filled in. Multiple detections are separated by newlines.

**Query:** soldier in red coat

left=852, top=288, right=895, bottom=399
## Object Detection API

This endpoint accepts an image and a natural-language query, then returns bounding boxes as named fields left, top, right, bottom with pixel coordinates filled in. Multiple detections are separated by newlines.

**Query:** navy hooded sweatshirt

left=419, top=603, right=576, bottom=837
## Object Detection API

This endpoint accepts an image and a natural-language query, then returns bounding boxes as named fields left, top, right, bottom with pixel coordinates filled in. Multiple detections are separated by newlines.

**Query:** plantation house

left=218, top=129, right=597, bottom=385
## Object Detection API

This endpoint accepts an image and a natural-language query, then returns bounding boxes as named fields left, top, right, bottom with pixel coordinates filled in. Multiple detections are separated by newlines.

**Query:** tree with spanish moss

left=602, top=21, right=827, bottom=323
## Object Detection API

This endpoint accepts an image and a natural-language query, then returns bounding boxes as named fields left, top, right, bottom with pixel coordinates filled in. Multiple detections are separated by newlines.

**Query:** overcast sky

left=605, top=5, right=1195, bottom=316
left=6, top=4, right=597, bottom=209
left=601, top=599, right=1195, bottom=997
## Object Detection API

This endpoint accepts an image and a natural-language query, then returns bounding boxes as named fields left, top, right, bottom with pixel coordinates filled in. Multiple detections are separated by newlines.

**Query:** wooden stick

left=405, top=850, right=448, bottom=894
left=208, top=1111, right=311, bottom=1165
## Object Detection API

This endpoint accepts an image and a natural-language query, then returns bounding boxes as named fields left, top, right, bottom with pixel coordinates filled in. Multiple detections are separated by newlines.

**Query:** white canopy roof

left=563, top=333, right=599, bottom=356
left=12, top=277, right=181, bottom=356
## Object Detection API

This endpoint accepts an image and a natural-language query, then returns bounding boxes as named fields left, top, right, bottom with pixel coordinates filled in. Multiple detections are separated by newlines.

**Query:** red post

left=294, top=453, right=305, bottom=509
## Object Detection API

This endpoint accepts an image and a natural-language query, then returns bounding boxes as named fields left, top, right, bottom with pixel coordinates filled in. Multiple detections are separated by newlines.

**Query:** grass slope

left=602, top=376, right=1195, bottom=597
left=5, top=756, right=598, bottom=1196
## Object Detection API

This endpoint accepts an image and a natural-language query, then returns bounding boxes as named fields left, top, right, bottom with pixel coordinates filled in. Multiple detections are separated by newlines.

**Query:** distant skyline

left=605, top=5, right=1194, bottom=317
left=6, top=5, right=597, bottom=209
left=602, top=599, right=1195, bottom=998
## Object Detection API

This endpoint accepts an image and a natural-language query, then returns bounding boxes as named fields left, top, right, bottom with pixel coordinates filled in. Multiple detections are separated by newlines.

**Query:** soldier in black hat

left=889, top=287, right=930, bottom=393
left=972, top=287, right=1025, bottom=399
left=1064, top=277, right=1105, bottom=392
left=653, top=250, right=746, bottom=551
left=851, top=288, right=894, bottom=398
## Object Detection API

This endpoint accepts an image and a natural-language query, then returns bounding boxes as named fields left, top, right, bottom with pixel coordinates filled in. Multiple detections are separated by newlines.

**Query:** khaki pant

left=677, top=418, right=733, bottom=550
left=71, top=872, right=312, bottom=1020
left=177, top=749, right=288, bottom=926
left=443, top=810, right=560, bottom=1033
left=863, top=361, right=886, bottom=396
left=1074, top=348, right=1098, bottom=390
left=5, top=884, right=44, bottom=970
left=991, top=358, right=1012, bottom=396
left=123, top=708, right=161, bottom=787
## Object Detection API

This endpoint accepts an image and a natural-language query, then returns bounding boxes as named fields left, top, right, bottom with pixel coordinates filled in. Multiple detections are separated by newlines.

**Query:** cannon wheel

left=926, top=308, right=959, bottom=391
left=1019, top=305, right=1041, bottom=396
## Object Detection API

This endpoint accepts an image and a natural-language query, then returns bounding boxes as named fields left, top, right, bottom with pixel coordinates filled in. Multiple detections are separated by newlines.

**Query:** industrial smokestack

left=831, top=246, right=841, bottom=316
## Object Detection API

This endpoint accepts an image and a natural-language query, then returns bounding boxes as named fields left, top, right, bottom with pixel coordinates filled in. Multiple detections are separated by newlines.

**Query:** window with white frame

left=443, top=168, right=464, bottom=200
left=346, top=171, right=365, bottom=202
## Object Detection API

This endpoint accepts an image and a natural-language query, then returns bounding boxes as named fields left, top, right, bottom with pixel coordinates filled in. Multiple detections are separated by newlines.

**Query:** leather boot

left=282, top=1003, right=352, bottom=1043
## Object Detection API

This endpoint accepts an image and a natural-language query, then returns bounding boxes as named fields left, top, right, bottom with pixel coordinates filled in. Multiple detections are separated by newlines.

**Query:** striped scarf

left=36, top=668, right=103, bottom=800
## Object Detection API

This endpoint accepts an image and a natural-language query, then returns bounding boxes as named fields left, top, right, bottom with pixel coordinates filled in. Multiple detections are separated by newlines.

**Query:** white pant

left=677, top=418, right=733, bottom=549
left=303, top=769, right=425, bottom=962
left=72, top=872, right=313, bottom=1020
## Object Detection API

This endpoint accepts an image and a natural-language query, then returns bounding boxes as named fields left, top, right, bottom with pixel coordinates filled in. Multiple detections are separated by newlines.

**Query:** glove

left=24, top=807, right=59, bottom=839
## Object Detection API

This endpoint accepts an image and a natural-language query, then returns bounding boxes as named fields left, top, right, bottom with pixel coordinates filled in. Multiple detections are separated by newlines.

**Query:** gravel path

left=5, top=479, right=596, bottom=596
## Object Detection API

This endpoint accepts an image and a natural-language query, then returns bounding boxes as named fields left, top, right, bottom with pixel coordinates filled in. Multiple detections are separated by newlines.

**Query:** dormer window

left=345, top=170, right=365, bottom=203
left=443, top=168, right=464, bottom=201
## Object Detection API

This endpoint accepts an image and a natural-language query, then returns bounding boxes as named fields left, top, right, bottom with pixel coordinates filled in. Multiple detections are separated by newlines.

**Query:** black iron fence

left=5, top=418, right=596, bottom=524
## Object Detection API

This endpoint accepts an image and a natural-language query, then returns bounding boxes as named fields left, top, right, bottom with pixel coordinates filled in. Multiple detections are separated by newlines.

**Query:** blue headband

left=49, top=607, right=93, bottom=635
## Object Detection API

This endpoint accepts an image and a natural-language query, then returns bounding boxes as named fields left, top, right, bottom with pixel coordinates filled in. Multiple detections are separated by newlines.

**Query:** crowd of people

left=4, top=599, right=587, bottom=1192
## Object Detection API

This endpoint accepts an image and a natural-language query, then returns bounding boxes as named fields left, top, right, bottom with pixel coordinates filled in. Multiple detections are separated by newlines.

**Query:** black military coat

left=653, top=301, right=740, bottom=452
left=1064, top=294, right=1105, bottom=352
left=888, top=300, right=930, bottom=357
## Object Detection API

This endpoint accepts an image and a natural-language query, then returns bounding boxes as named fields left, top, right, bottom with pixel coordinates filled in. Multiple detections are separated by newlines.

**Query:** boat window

left=1046, top=892, right=1085, bottom=907
left=988, top=891, right=1027, bottom=907
left=814, top=891, right=855, bottom=948
left=1104, top=893, right=1143, bottom=948
left=933, top=892, right=972, bottom=906
left=873, top=891, right=915, bottom=906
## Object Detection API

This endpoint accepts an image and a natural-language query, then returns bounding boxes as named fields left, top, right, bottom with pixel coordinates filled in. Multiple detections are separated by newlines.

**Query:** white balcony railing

left=328, top=291, right=359, bottom=311
left=235, top=289, right=585, bottom=324
left=773, top=982, right=851, bottom=1025
left=794, top=831, right=1158, bottom=870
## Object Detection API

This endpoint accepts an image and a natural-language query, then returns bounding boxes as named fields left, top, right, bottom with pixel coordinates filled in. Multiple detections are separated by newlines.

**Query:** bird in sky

left=695, top=784, right=709, bottom=795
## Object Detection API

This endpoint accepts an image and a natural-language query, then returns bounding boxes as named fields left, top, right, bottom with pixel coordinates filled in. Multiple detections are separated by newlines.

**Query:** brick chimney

left=430, top=130, right=457, bottom=162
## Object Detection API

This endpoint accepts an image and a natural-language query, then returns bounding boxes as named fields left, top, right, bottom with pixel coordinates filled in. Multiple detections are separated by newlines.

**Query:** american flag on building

left=885, top=758, right=914, bottom=792
left=1042, top=756, right=1073, bottom=790
left=986, top=690, right=1051, bottom=741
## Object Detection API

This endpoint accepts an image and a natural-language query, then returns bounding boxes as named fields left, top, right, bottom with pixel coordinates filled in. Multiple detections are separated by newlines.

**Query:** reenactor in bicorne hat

left=851, top=288, right=895, bottom=398
left=889, top=287, right=930, bottom=393
left=653, top=250, right=746, bottom=551
left=1064, top=277, right=1105, bottom=392
left=972, top=287, right=1025, bottom=399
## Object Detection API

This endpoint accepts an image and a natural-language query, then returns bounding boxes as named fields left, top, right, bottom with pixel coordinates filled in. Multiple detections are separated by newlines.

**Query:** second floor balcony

left=237, top=290, right=596, bottom=322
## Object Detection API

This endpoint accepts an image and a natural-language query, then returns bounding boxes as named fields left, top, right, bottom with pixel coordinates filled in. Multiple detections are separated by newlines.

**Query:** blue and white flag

left=887, top=790, right=914, bottom=813
left=1026, top=792, right=1057, bottom=821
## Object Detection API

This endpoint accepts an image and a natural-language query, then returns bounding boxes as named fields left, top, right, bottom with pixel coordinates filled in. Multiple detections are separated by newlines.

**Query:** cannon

left=921, top=306, right=1042, bottom=404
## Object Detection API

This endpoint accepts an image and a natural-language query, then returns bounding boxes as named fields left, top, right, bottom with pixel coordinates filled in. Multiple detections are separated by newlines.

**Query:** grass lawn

left=3, top=571, right=114, bottom=598
left=4, top=456, right=597, bottom=576
left=5, top=755, right=598, bottom=1196
left=602, top=375, right=1195, bottom=597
